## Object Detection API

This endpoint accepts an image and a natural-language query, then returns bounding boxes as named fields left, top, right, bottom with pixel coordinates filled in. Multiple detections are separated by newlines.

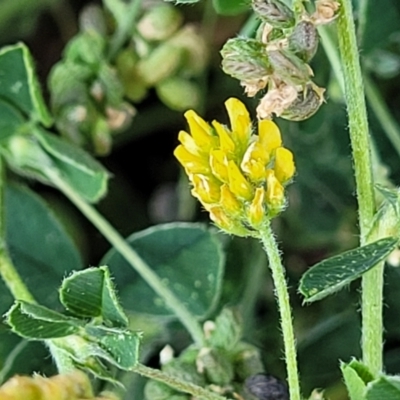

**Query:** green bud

left=144, top=380, right=177, bottom=400
left=168, top=25, right=208, bottom=76
left=280, top=84, right=325, bottom=121
left=106, top=103, right=136, bottom=131
left=97, top=63, right=125, bottom=106
left=232, top=342, right=265, bottom=381
left=168, top=395, right=190, bottom=400
left=64, top=31, right=106, bottom=66
left=289, top=21, right=319, bottom=62
left=92, top=117, right=112, bottom=156
left=55, top=104, right=88, bottom=146
left=79, top=4, right=107, bottom=36
left=5, top=135, right=53, bottom=174
left=115, top=49, right=148, bottom=102
left=177, top=346, right=200, bottom=364
left=207, top=308, right=242, bottom=351
left=49, top=61, right=92, bottom=110
left=156, top=77, right=201, bottom=111
left=267, top=48, right=311, bottom=86
left=221, top=38, right=271, bottom=82
left=197, top=348, right=234, bottom=386
left=137, top=44, right=183, bottom=86
left=252, top=0, right=295, bottom=29
left=163, top=359, right=206, bottom=386
left=137, top=4, right=183, bottom=41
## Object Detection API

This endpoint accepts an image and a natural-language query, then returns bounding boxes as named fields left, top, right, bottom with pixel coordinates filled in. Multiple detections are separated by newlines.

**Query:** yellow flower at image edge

left=174, top=98, right=295, bottom=236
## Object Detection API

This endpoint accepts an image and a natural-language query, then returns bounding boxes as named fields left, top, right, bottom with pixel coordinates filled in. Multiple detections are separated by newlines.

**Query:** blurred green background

left=1, top=0, right=400, bottom=398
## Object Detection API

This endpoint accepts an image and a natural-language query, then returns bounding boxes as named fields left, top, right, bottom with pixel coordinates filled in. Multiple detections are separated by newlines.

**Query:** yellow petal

left=227, top=160, right=253, bottom=201
left=241, top=141, right=269, bottom=182
left=191, top=174, right=221, bottom=204
left=265, top=169, right=285, bottom=214
left=248, top=187, right=266, bottom=227
left=274, top=147, right=295, bottom=183
left=210, top=149, right=229, bottom=182
left=258, top=120, right=282, bottom=154
left=174, top=145, right=210, bottom=174
left=178, top=130, right=201, bottom=156
left=225, top=98, right=251, bottom=137
left=209, top=206, right=249, bottom=236
left=212, top=120, right=235, bottom=154
left=220, top=184, right=242, bottom=216
left=184, top=110, right=216, bottom=151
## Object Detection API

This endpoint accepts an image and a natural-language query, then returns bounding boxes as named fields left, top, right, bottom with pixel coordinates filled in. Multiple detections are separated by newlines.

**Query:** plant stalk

left=336, top=0, right=380, bottom=374
left=45, top=168, right=206, bottom=347
left=259, top=222, right=301, bottom=400
left=132, top=364, right=230, bottom=400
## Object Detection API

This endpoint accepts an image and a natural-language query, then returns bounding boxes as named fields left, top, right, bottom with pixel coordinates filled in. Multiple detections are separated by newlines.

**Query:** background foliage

left=0, top=0, right=400, bottom=399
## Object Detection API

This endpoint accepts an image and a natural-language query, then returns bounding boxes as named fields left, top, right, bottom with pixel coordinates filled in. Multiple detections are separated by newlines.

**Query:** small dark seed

left=245, top=374, right=289, bottom=400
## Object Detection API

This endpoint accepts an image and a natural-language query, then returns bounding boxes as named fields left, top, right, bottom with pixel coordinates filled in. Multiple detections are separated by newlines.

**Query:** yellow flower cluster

left=0, top=371, right=119, bottom=400
left=174, top=98, right=295, bottom=236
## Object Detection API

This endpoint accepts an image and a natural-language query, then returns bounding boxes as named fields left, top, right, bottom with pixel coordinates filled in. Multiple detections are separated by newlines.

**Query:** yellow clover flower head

left=174, top=98, right=295, bottom=237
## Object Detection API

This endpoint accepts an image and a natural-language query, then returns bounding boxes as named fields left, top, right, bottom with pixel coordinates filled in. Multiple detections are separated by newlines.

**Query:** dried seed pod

left=289, top=21, right=319, bottom=62
left=252, top=0, right=295, bottom=29
left=279, top=84, right=325, bottom=121
left=245, top=374, right=289, bottom=400
left=267, top=48, right=312, bottom=86
left=221, top=38, right=272, bottom=82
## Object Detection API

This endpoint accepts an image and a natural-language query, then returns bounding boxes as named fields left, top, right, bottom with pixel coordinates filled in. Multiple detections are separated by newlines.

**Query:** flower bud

left=156, top=77, right=201, bottom=111
left=115, top=49, right=148, bottom=102
left=207, top=308, right=242, bottom=351
left=221, top=38, right=271, bottom=82
left=64, top=31, right=106, bottom=66
left=289, top=21, right=319, bottom=62
left=168, top=25, right=208, bottom=76
left=162, top=359, right=205, bottom=386
left=196, top=348, right=234, bottom=385
left=137, top=4, right=183, bottom=41
left=252, top=0, right=295, bottom=29
left=267, top=48, right=312, bottom=86
left=232, top=343, right=265, bottom=381
left=279, top=84, right=325, bottom=121
left=106, top=103, right=136, bottom=131
left=92, top=117, right=112, bottom=156
left=5, top=135, right=54, bottom=173
left=137, top=43, right=183, bottom=85
left=79, top=4, right=107, bottom=36
left=144, top=380, right=177, bottom=400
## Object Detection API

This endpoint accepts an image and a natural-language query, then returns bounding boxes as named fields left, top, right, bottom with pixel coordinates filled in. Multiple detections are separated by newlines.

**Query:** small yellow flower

left=174, top=98, right=295, bottom=236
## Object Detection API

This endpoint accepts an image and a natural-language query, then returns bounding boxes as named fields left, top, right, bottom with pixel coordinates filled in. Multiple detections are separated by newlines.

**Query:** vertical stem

left=336, top=0, right=380, bottom=374
left=259, top=223, right=301, bottom=400
left=45, top=168, right=205, bottom=347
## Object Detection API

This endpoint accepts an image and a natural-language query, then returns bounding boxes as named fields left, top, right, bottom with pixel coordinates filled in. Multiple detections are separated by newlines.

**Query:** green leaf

left=51, top=335, right=122, bottom=386
left=0, top=43, right=52, bottom=126
left=341, top=360, right=375, bottom=400
left=299, top=237, right=398, bottom=302
left=376, top=185, right=400, bottom=215
left=0, top=99, right=25, bottom=141
left=102, top=223, right=225, bottom=317
left=342, top=364, right=366, bottom=400
left=0, top=183, right=83, bottom=314
left=84, top=325, right=141, bottom=369
left=365, top=376, right=400, bottom=400
left=212, top=0, right=250, bottom=15
left=60, top=266, right=128, bottom=327
left=33, top=127, right=109, bottom=202
left=6, top=301, right=80, bottom=339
